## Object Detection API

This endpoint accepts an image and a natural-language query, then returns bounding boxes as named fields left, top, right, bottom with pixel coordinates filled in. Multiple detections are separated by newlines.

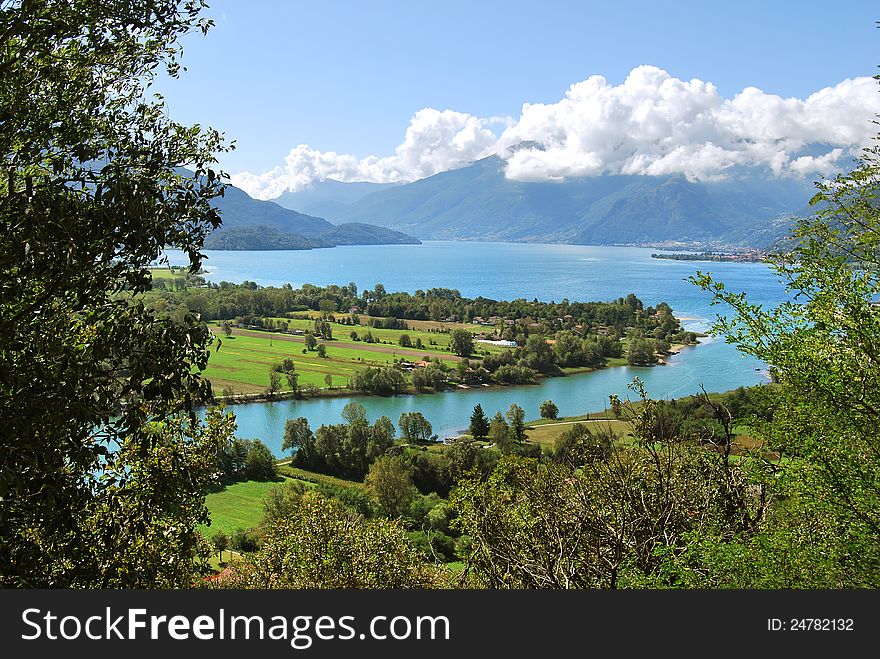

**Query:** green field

left=200, top=478, right=291, bottom=538
left=525, top=416, right=631, bottom=446
left=147, top=265, right=190, bottom=280
left=204, top=320, right=497, bottom=395
left=260, top=315, right=506, bottom=355
left=202, top=470, right=364, bottom=539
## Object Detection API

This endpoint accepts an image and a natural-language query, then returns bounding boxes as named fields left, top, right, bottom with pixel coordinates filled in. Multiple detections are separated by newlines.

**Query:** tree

left=244, top=439, right=277, bottom=481
left=282, top=417, right=314, bottom=460
left=540, top=400, right=559, bottom=420
left=214, top=492, right=438, bottom=589
left=286, top=367, right=299, bottom=392
left=268, top=368, right=281, bottom=396
left=229, top=528, right=259, bottom=554
left=506, top=403, right=526, bottom=442
left=304, top=332, right=318, bottom=351
left=324, top=373, right=333, bottom=389
left=365, top=454, right=415, bottom=518
left=212, top=530, right=229, bottom=564
left=692, top=128, right=880, bottom=583
left=489, top=412, right=512, bottom=452
left=0, top=0, right=234, bottom=587
left=316, top=344, right=327, bottom=358
left=550, top=423, right=613, bottom=468
left=222, top=321, right=233, bottom=338
left=373, top=415, right=396, bottom=449
left=450, top=329, right=474, bottom=357
left=351, top=365, right=406, bottom=395
left=262, top=480, right=307, bottom=526
left=520, top=335, right=556, bottom=373
left=469, top=404, right=490, bottom=440
left=342, top=401, right=368, bottom=425
left=627, top=338, right=658, bottom=365
left=399, top=411, right=434, bottom=443
left=398, top=334, right=412, bottom=347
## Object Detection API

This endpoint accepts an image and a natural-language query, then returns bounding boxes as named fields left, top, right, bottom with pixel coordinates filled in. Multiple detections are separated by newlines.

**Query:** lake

left=165, top=242, right=786, bottom=456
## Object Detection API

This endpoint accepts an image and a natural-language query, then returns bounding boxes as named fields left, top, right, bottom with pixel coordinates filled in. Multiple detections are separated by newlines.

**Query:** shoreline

left=207, top=340, right=702, bottom=408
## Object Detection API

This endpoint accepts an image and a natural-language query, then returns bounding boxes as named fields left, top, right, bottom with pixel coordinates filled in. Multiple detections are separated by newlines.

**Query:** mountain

left=205, top=182, right=419, bottom=250
left=204, top=226, right=329, bottom=250
left=305, top=156, right=814, bottom=246
left=213, top=184, right=336, bottom=237
left=324, top=223, right=419, bottom=246
left=272, top=180, right=403, bottom=218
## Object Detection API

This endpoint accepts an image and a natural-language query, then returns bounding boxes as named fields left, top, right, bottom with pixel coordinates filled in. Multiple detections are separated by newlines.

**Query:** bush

left=215, top=492, right=438, bottom=588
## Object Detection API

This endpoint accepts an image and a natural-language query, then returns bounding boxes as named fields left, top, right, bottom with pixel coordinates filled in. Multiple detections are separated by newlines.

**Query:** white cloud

left=499, top=66, right=879, bottom=182
left=232, top=109, right=498, bottom=199
left=232, top=66, right=880, bottom=199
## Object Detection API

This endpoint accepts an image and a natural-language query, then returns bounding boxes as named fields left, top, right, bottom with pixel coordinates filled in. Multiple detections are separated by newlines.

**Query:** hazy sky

left=154, top=1, right=880, bottom=197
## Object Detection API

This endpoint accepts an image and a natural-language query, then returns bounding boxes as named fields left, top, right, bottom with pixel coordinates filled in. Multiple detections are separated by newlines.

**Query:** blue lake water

left=165, top=242, right=786, bottom=456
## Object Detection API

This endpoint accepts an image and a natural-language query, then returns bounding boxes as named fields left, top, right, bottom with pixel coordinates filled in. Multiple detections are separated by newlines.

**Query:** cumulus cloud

left=499, top=66, right=880, bottom=182
left=232, top=109, right=498, bottom=199
left=232, top=66, right=880, bottom=199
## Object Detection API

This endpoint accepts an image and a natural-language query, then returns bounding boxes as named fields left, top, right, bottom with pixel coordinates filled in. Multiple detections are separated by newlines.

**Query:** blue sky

left=155, top=1, right=880, bottom=197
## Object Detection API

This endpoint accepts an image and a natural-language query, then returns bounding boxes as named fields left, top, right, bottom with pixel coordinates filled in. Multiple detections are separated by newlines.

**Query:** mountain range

left=205, top=183, right=420, bottom=250
left=272, top=156, right=816, bottom=248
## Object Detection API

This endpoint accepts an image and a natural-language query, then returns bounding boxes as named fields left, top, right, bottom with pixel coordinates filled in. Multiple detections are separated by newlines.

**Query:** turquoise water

left=165, top=242, right=785, bottom=456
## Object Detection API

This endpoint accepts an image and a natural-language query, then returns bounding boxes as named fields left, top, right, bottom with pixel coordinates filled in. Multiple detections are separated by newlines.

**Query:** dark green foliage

left=398, top=411, right=434, bottom=442
left=351, top=365, right=406, bottom=395
left=169, top=281, right=674, bottom=347
left=518, top=336, right=557, bottom=373
left=244, top=440, right=277, bottom=481
left=262, top=480, right=307, bottom=526
left=492, top=364, right=538, bottom=384
left=212, top=530, right=229, bottom=562
left=411, top=364, right=447, bottom=391
left=408, top=453, right=452, bottom=498
left=214, top=492, right=438, bottom=588
left=489, top=412, right=512, bottom=452
left=290, top=409, right=395, bottom=480
left=365, top=454, right=416, bottom=518
left=540, top=400, right=559, bottom=419
left=229, top=527, right=260, bottom=553
left=0, top=0, right=237, bottom=587
left=219, top=437, right=278, bottom=482
left=469, top=404, right=490, bottom=440
left=450, top=328, right=474, bottom=356
left=314, top=483, right=375, bottom=517
left=204, top=225, right=325, bottom=250
left=627, top=338, right=659, bottom=365
left=550, top=423, right=613, bottom=468
left=408, top=530, right=457, bottom=563
left=691, top=133, right=880, bottom=586
left=506, top=403, right=526, bottom=442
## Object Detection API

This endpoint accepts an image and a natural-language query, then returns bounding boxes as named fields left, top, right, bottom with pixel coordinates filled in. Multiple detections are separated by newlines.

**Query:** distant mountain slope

left=324, top=223, right=420, bottom=245
left=204, top=226, right=329, bottom=250
left=315, top=156, right=813, bottom=246
left=213, top=185, right=335, bottom=237
left=272, top=180, right=403, bottom=217
left=206, top=182, right=419, bottom=250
